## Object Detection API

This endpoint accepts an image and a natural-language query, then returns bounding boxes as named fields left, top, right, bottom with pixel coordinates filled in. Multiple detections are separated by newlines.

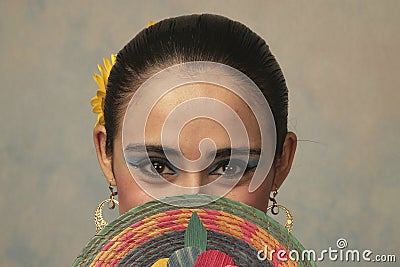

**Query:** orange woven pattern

left=90, top=208, right=298, bottom=267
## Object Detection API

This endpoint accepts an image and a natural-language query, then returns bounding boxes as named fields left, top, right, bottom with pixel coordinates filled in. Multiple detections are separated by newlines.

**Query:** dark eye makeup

left=209, top=158, right=259, bottom=178
left=125, top=155, right=259, bottom=181
left=126, top=156, right=179, bottom=178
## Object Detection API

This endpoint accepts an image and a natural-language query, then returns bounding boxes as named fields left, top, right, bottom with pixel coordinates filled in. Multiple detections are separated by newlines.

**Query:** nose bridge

left=179, top=171, right=205, bottom=194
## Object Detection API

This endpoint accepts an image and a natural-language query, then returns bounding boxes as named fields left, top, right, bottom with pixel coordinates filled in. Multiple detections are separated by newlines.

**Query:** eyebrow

left=124, top=143, right=261, bottom=158
left=124, top=143, right=180, bottom=156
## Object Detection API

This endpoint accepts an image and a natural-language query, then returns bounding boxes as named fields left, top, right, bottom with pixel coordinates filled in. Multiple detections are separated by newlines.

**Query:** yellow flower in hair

left=91, top=22, right=154, bottom=127
left=90, top=54, right=116, bottom=127
left=147, top=20, right=156, bottom=27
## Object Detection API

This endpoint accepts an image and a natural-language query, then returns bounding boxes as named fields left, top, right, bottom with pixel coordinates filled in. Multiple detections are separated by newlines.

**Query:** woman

left=92, top=13, right=297, bottom=219
left=77, top=13, right=306, bottom=267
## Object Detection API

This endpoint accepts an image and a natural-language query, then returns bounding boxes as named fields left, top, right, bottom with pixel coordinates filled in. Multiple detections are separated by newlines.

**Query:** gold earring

left=267, top=189, right=293, bottom=232
left=94, top=182, right=119, bottom=233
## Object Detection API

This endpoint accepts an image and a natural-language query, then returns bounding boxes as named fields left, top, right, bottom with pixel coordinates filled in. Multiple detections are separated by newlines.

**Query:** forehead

left=121, top=61, right=276, bottom=162
left=123, top=82, right=260, bottom=155
left=148, top=82, right=257, bottom=124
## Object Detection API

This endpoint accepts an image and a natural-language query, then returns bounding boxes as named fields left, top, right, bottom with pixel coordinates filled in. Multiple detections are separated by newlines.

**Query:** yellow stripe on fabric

left=90, top=208, right=299, bottom=267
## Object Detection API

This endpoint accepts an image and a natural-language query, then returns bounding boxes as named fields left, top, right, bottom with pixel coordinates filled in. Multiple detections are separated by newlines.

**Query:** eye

left=127, top=157, right=178, bottom=177
left=150, top=159, right=177, bottom=175
left=209, top=159, right=258, bottom=178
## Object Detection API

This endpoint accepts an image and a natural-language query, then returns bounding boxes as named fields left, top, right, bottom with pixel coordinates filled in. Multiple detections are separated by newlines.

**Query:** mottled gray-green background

left=1, top=1, right=399, bottom=266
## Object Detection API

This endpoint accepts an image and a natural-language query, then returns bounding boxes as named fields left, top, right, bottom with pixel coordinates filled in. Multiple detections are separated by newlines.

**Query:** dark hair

left=105, top=14, right=288, bottom=157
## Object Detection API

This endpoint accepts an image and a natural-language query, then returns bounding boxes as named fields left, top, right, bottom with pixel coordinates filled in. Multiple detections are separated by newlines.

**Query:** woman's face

left=111, top=83, right=278, bottom=214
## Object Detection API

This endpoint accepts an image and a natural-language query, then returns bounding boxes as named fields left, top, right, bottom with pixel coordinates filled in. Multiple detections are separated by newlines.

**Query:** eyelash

left=209, top=158, right=259, bottom=178
left=127, top=156, right=259, bottom=179
left=127, top=157, right=178, bottom=178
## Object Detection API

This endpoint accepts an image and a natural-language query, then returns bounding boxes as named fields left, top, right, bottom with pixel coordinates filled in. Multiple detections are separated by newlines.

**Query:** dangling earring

left=267, top=189, right=293, bottom=232
left=94, top=182, right=119, bottom=233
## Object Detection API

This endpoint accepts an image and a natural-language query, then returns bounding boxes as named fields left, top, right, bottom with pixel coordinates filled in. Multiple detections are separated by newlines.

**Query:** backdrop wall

left=1, top=1, right=399, bottom=266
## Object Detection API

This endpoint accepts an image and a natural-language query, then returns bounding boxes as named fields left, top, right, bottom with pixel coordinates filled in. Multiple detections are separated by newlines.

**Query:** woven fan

left=73, top=194, right=316, bottom=267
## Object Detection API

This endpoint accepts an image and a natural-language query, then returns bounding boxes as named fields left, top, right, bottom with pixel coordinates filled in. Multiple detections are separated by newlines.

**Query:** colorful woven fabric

left=73, top=194, right=316, bottom=267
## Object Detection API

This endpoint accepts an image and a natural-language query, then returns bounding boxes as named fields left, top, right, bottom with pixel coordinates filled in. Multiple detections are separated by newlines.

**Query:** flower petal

left=111, top=54, right=117, bottom=65
left=92, top=105, right=102, bottom=114
left=151, top=258, right=169, bottom=267
left=98, top=114, right=105, bottom=126
left=103, top=57, right=112, bottom=72
left=91, top=54, right=116, bottom=128
left=184, top=212, right=207, bottom=252
left=167, top=247, right=202, bottom=267
left=194, top=250, right=235, bottom=267
left=147, top=20, right=156, bottom=27
left=96, top=89, right=106, bottom=98
left=97, top=64, right=108, bottom=86
left=93, top=74, right=105, bottom=91
left=90, top=96, right=99, bottom=106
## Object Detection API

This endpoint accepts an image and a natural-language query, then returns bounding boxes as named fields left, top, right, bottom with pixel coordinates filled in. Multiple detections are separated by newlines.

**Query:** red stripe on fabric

left=110, top=258, right=120, bottom=266
left=204, top=209, right=221, bottom=215
left=165, top=210, right=182, bottom=215
left=130, top=220, right=144, bottom=228
left=198, top=212, right=218, bottom=220
left=171, top=225, right=186, bottom=231
left=157, top=215, right=177, bottom=223
left=271, top=244, right=286, bottom=266
left=120, top=231, right=137, bottom=241
left=102, top=241, right=114, bottom=251
left=157, top=221, right=177, bottom=228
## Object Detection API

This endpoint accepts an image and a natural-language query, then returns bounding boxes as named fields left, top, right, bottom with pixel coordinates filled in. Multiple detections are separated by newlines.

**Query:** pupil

left=223, top=165, right=234, bottom=173
left=153, top=162, right=165, bottom=173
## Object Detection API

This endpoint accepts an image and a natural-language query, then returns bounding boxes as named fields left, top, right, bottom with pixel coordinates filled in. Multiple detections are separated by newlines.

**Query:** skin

left=94, top=83, right=297, bottom=214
